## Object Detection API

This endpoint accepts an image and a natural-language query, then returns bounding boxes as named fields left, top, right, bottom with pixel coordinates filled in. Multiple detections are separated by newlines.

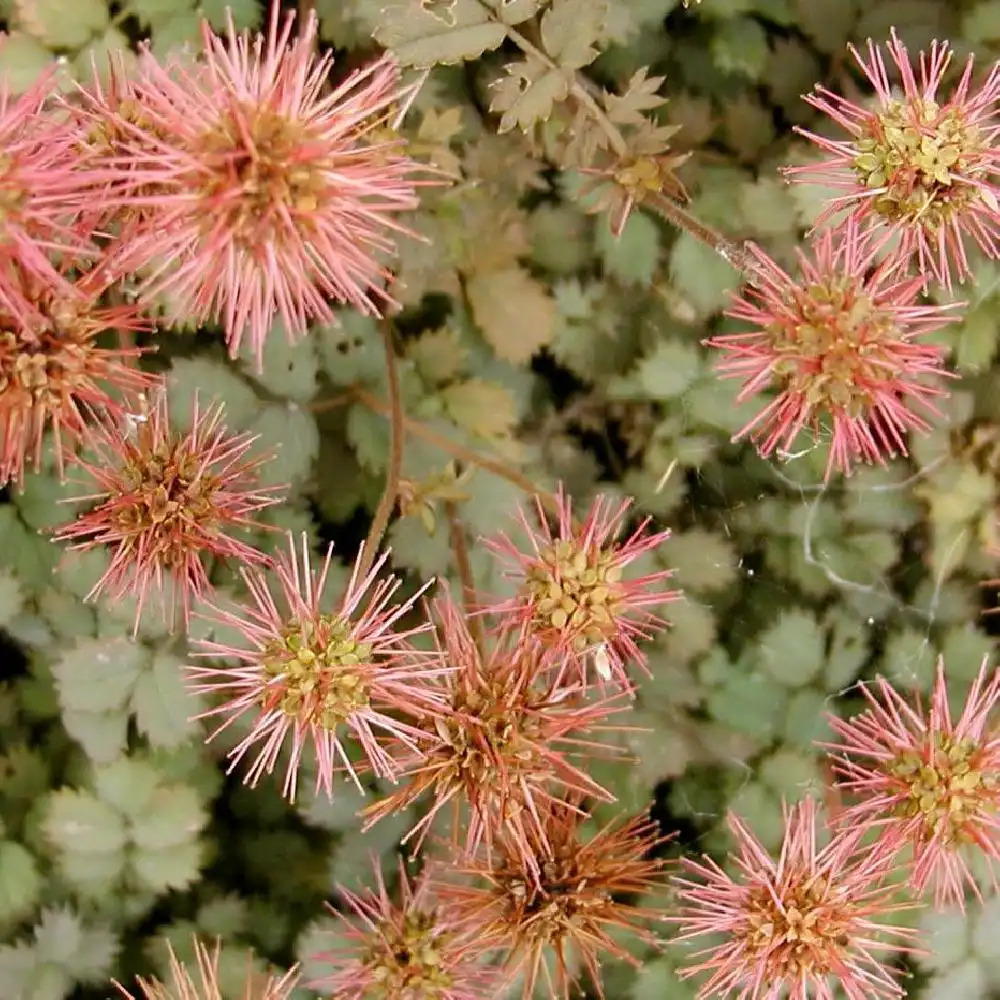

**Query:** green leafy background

left=2, top=0, right=1000, bottom=997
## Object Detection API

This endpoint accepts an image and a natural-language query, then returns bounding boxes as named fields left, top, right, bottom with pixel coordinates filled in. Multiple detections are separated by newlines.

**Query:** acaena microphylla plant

left=483, top=489, right=680, bottom=693
left=671, top=796, right=917, bottom=1000
left=309, top=859, right=495, bottom=1000
left=186, top=531, right=452, bottom=802
left=704, top=220, right=960, bottom=479
left=52, top=392, right=280, bottom=633
left=113, top=937, right=298, bottom=1000
left=90, top=5, right=425, bottom=370
left=823, top=656, right=1000, bottom=909
left=0, top=262, right=156, bottom=486
left=361, top=589, right=628, bottom=873
left=433, top=795, right=669, bottom=1000
left=785, top=28, right=1000, bottom=288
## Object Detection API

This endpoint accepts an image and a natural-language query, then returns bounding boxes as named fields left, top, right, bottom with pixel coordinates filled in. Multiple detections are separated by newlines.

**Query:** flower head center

left=852, top=98, right=985, bottom=229
left=260, top=614, right=372, bottom=728
left=362, top=911, right=454, bottom=999
left=768, top=276, right=901, bottom=417
left=889, top=733, right=996, bottom=844
left=744, top=875, right=848, bottom=978
left=114, top=439, right=223, bottom=553
left=199, top=105, right=326, bottom=242
left=524, top=540, right=624, bottom=650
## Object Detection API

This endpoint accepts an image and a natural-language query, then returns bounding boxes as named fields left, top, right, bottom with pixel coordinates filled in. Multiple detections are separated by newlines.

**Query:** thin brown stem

left=444, top=500, right=485, bottom=649
left=349, top=384, right=560, bottom=516
left=356, top=322, right=404, bottom=581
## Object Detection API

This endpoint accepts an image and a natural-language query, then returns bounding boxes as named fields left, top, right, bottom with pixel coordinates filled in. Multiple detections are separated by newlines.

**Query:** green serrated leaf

left=634, top=340, right=701, bottom=399
left=739, top=177, right=798, bottom=236
left=490, top=57, right=571, bottom=132
left=0, top=842, right=41, bottom=924
left=0, top=567, right=24, bottom=629
left=61, top=710, right=129, bottom=764
left=540, top=0, right=609, bottom=69
left=247, top=403, right=319, bottom=486
left=711, top=16, right=769, bottom=79
left=755, top=610, right=825, bottom=687
left=131, top=651, right=199, bottom=749
left=92, top=758, right=159, bottom=817
left=375, top=0, right=507, bottom=67
left=0, top=31, right=57, bottom=93
left=51, top=637, right=147, bottom=715
left=128, top=0, right=190, bottom=28
left=240, top=321, right=319, bottom=402
left=669, top=233, right=739, bottom=318
left=963, top=0, right=1000, bottom=41
left=595, top=210, right=661, bottom=287
left=131, top=840, right=205, bottom=892
left=467, top=266, right=556, bottom=363
left=130, top=785, right=207, bottom=851
left=167, top=357, right=260, bottom=432
left=43, top=790, right=127, bottom=855
left=17, top=0, right=109, bottom=49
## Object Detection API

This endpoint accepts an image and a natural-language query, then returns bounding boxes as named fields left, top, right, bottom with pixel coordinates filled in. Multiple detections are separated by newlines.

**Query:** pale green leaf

left=739, top=177, right=798, bottom=236
left=755, top=610, right=825, bottom=687
left=240, top=321, right=319, bottom=402
left=540, top=0, right=609, bottom=69
left=490, top=57, right=571, bottom=133
left=758, top=749, right=820, bottom=799
left=669, top=233, right=740, bottom=318
left=630, top=959, right=697, bottom=1000
left=247, top=403, right=319, bottom=485
left=711, top=17, right=769, bottom=79
left=659, top=528, right=737, bottom=593
left=131, top=841, right=205, bottom=892
left=197, top=0, right=262, bottom=30
left=92, top=758, right=159, bottom=818
left=375, top=0, right=507, bottom=67
left=963, top=0, right=1000, bottom=41
left=61, top=710, right=129, bottom=764
left=0, top=32, right=56, bottom=93
left=131, top=651, right=199, bottom=749
left=51, top=848, right=124, bottom=898
left=73, top=27, right=133, bottom=85
left=782, top=688, right=832, bottom=746
left=149, top=10, right=203, bottom=56
left=955, top=306, right=999, bottom=373
left=919, top=907, right=974, bottom=971
left=595, top=210, right=661, bottom=287
left=481, top=0, right=543, bottom=23
left=130, top=785, right=207, bottom=851
left=43, top=790, right=127, bottom=855
left=0, top=567, right=24, bottom=629
left=793, top=0, right=857, bottom=52
left=16, top=0, right=108, bottom=49
left=634, top=340, right=701, bottom=399
left=707, top=672, right=787, bottom=739
left=925, top=959, right=987, bottom=1000
left=528, top=204, right=592, bottom=274
left=128, top=0, right=189, bottom=28
left=51, top=637, right=147, bottom=715
left=345, top=403, right=389, bottom=473
left=440, top=379, right=519, bottom=441
left=317, top=312, right=386, bottom=387
left=167, top=357, right=260, bottom=432
left=466, top=266, right=556, bottom=363
left=661, top=597, right=716, bottom=664
left=0, top=842, right=40, bottom=924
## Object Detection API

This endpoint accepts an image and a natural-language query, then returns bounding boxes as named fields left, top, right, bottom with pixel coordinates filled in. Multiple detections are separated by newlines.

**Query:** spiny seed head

left=484, top=487, right=679, bottom=692
left=309, top=863, right=493, bottom=1000
left=672, top=797, right=914, bottom=1000
left=826, top=656, right=1000, bottom=908
left=53, top=392, right=280, bottom=633
left=187, top=533, right=447, bottom=802
left=707, top=220, right=956, bottom=479
left=786, top=28, right=1000, bottom=287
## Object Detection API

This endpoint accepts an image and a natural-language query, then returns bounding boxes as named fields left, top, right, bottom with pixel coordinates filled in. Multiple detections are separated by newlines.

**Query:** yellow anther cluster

left=853, top=99, right=989, bottom=229
left=890, top=732, right=997, bottom=844
left=261, top=617, right=372, bottom=730
left=769, top=276, right=899, bottom=418
left=524, top=540, right=624, bottom=651
left=362, top=911, right=455, bottom=999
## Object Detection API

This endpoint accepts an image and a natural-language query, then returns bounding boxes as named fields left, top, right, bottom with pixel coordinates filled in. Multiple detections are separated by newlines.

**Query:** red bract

left=187, top=532, right=449, bottom=802
left=434, top=797, right=669, bottom=1000
left=824, top=657, right=1000, bottom=909
left=361, top=591, right=626, bottom=873
left=0, top=69, right=98, bottom=322
left=672, top=797, right=915, bottom=1000
left=785, top=29, right=1000, bottom=288
left=706, top=222, right=957, bottom=479
left=97, top=5, right=423, bottom=369
left=0, top=265, right=156, bottom=486
left=483, top=489, right=679, bottom=692
left=309, top=860, right=494, bottom=1000
left=53, top=393, right=279, bottom=632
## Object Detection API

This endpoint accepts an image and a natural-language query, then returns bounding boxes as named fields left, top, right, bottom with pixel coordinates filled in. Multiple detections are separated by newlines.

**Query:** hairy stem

left=349, top=384, right=560, bottom=516
left=356, top=322, right=404, bottom=581
left=444, top=500, right=485, bottom=649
